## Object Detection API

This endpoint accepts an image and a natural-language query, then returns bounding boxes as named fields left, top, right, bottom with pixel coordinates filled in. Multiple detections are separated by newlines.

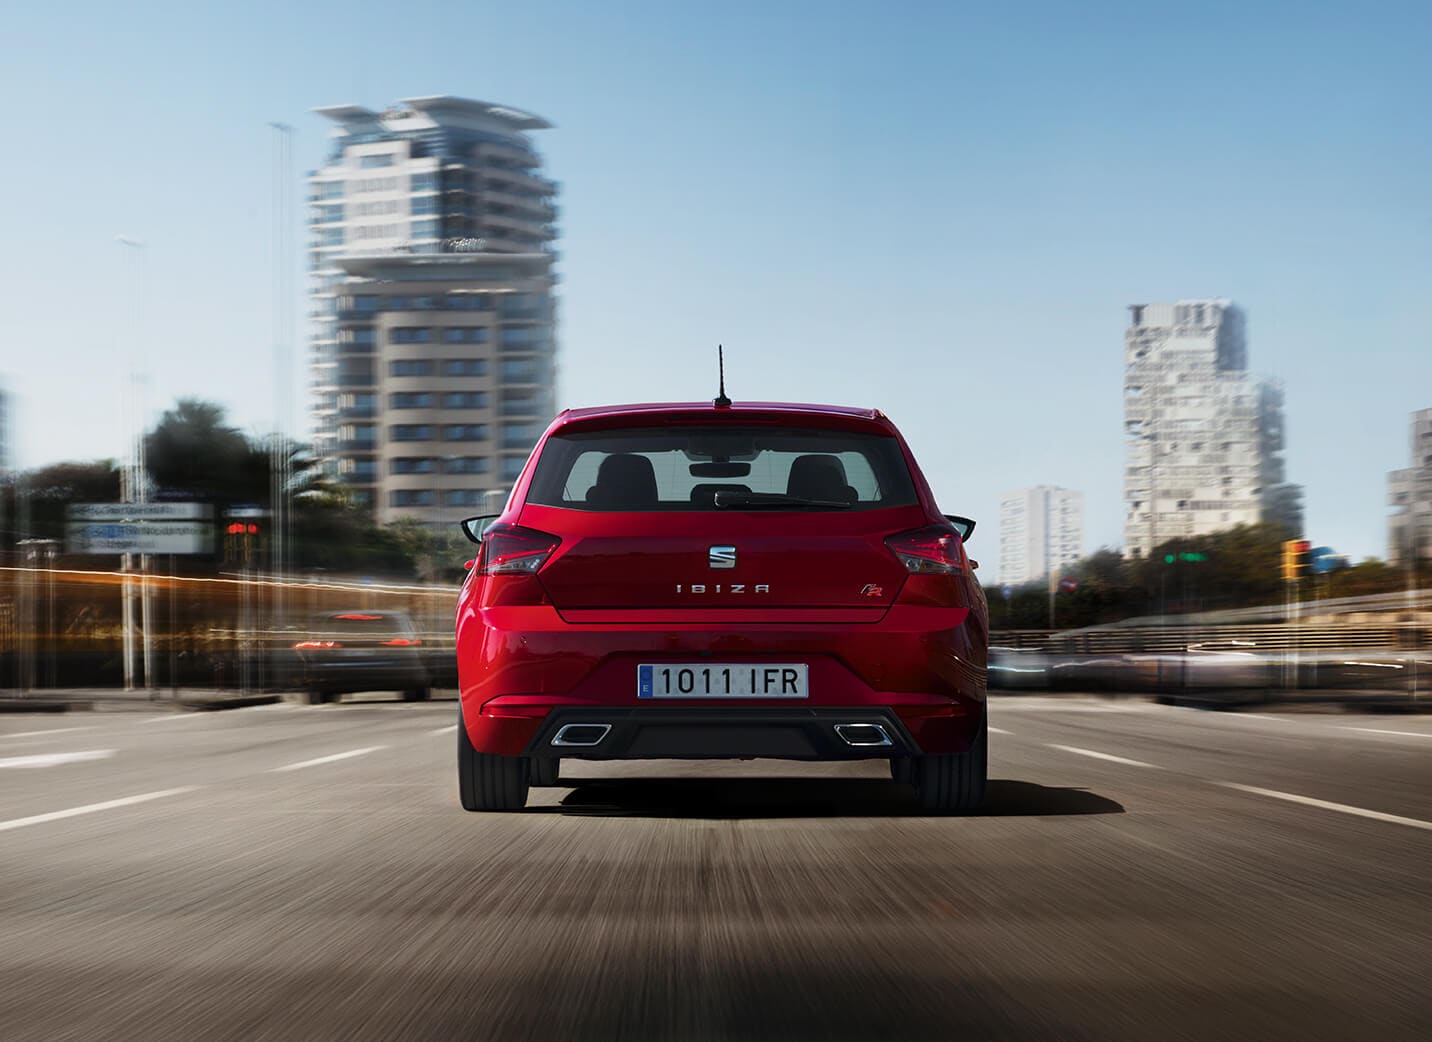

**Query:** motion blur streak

left=0, top=698, right=1427, bottom=1040
left=0, top=565, right=453, bottom=596
left=0, top=565, right=459, bottom=689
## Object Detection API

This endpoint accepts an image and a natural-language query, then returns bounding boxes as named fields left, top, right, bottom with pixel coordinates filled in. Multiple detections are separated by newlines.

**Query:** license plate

left=638, top=664, right=809, bottom=698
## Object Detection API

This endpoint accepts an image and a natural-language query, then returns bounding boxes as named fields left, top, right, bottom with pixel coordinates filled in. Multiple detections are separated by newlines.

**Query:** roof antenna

left=713, top=345, right=732, bottom=409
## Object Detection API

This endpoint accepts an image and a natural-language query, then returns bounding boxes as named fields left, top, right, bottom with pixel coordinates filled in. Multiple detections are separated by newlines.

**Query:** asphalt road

left=2, top=694, right=1429, bottom=1041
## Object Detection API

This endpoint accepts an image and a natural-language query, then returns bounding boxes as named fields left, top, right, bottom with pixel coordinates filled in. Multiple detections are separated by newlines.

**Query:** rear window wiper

left=712, top=491, right=853, bottom=510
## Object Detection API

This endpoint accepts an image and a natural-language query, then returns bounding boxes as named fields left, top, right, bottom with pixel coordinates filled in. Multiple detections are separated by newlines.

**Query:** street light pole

left=116, top=235, right=149, bottom=691
left=1407, top=486, right=1419, bottom=703
left=269, top=121, right=295, bottom=691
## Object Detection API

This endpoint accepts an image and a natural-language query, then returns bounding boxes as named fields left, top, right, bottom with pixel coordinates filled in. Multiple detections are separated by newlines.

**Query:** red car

left=455, top=400, right=988, bottom=812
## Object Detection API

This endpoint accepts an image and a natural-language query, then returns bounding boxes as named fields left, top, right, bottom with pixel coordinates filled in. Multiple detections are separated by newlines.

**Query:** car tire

left=401, top=687, right=431, bottom=702
left=458, top=714, right=529, bottom=811
left=911, top=722, right=986, bottom=814
left=889, top=756, right=913, bottom=784
left=305, top=687, right=327, bottom=706
left=530, top=758, right=561, bottom=786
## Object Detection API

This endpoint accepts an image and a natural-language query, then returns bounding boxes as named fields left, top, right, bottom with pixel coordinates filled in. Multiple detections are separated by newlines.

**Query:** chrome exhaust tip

left=552, top=723, right=612, bottom=747
left=834, top=723, right=893, bottom=747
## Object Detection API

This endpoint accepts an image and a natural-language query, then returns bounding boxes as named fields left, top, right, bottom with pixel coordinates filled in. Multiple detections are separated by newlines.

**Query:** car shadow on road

left=530, top=778, right=1123, bottom=819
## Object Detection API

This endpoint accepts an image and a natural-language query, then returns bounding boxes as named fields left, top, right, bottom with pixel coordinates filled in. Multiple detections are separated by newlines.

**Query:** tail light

left=380, top=638, right=422, bottom=647
left=886, top=525, right=966, bottom=574
left=294, top=640, right=342, bottom=649
left=478, top=524, right=561, bottom=575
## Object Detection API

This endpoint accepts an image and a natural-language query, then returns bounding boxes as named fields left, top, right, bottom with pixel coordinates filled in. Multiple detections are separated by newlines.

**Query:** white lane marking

left=0, top=787, right=199, bottom=834
left=143, top=713, right=212, bottom=724
left=994, top=703, right=1139, bottom=713
left=1046, top=744, right=1159, bottom=768
left=1220, top=783, right=1432, bottom=833
left=1345, top=727, right=1432, bottom=739
left=0, top=750, right=115, bottom=769
left=1, top=727, right=93, bottom=740
left=988, top=726, right=1013, bottom=735
left=1138, top=703, right=1284, bottom=722
left=270, top=746, right=387, bottom=772
left=430, top=725, right=458, bottom=735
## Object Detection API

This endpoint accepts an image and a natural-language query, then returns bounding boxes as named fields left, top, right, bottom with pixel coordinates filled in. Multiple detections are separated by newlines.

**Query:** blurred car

left=454, top=399, right=989, bottom=812
left=293, top=610, right=431, bottom=704
left=988, top=646, right=1053, bottom=689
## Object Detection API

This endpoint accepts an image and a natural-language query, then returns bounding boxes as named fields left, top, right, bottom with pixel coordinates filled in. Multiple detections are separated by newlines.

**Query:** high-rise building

left=1388, top=407, right=1432, bottom=565
left=330, top=253, right=555, bottom=525
left=999, top=486, right=1084, bottom=585
left=1123, top=300, right=1301, bottom=558
left=307, top=97, right=558, bottom=522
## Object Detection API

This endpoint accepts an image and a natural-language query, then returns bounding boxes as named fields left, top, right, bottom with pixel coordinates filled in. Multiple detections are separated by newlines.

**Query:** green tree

left=983, top=522, right=1311, bottom=630
left=2, top=460, right=122, bottom=546
left=288, top=498, right=415, bottom=576
left=145, top=398, right=260, bottom=507
left=383, top=516, right=470, bottom=583
left=1324, top=558, right=1410, bottom=598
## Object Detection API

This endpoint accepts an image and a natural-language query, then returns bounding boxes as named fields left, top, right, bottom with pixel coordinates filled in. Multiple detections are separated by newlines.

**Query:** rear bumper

left=457, top=602, right=987, bottom=757
left=466, top=693, right=980, bottom=758
left=523, top=707, right=923, bottom=760
left=299, top=659, right=429, bottom=694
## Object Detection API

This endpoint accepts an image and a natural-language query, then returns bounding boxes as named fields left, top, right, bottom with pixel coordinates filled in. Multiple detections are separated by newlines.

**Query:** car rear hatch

left=514, top=418, right=930, bottom=624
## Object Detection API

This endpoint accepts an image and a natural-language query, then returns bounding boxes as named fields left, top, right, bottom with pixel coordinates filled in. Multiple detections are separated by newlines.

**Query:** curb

left=0, top=699, right=76, bottom=714
left=174, top=694, right=284, bottom=711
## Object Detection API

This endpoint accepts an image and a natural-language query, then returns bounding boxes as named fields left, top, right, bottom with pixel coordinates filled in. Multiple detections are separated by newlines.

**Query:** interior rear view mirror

left=690, top=462, right=751, bottom=478
left=944, top=515, right=976, bottom=541
left=685, top=434, right=757, bottom=461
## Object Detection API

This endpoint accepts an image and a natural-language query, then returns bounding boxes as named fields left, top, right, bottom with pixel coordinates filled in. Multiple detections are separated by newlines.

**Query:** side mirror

left=944, top=515, right=976, bottom=542
left=460, top=515, right=499, bottom=545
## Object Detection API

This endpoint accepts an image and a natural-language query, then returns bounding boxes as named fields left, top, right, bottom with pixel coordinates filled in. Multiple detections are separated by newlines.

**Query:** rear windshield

left=526, top=426, right=919, bottom=512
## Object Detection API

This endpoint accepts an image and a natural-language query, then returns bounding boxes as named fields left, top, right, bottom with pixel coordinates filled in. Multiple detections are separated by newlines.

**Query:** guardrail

left=990, top=643, right=1430, bottom=703
left=995, top=623, right=1423, bottom=654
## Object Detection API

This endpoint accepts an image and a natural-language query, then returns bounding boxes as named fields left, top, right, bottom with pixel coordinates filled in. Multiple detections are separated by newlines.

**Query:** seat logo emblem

left=709, top=545, right=737, bottom=570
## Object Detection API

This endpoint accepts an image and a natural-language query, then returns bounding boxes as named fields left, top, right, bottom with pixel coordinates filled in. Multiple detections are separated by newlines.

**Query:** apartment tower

left=1388, top=407, right=1432, bottom=564
left=1123, top=300, right=1301, bottom=557
left=999, top=486, right=1084, bottom=585
left=307, top=96, right=558, bottom=524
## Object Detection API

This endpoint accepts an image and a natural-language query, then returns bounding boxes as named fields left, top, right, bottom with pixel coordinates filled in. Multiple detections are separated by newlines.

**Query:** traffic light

left=1281, top=539, right=1311, bottom=581
left=223, top=522, right=262, bottom=564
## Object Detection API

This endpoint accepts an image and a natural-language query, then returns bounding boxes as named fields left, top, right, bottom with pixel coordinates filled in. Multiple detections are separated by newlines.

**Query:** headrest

left=585, top=453, right=659, bottom=509
left=785, top=454, right=857, bottom=504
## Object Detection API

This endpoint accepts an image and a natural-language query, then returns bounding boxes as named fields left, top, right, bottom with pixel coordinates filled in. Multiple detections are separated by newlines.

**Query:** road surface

left=2, top=695, right=1429, bottom=1040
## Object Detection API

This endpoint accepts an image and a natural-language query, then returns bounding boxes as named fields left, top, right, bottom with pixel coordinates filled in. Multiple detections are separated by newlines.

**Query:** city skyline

left=3, top=1, right=1429, bottom=563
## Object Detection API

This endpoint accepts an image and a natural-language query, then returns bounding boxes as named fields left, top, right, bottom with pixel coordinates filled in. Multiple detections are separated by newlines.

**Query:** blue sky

left=3, top=0, right=1428, bottom=563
